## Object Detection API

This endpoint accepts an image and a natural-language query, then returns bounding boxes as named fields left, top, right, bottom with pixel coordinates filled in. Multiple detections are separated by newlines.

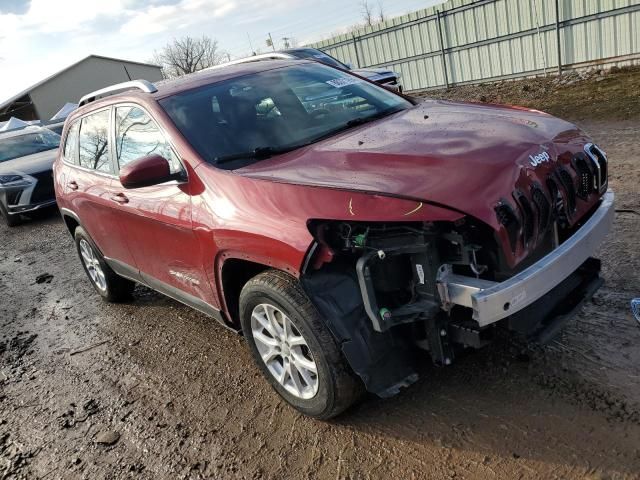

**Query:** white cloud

left=120, top=0, right=238, bottom=37
left=1, top=0, right=126, bottom=35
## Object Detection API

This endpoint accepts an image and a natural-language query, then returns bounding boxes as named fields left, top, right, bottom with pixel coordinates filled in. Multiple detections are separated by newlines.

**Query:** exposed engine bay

left=308, top=219, right=498, bottom=329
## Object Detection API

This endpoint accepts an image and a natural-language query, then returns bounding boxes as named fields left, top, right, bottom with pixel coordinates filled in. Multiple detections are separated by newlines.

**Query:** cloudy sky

left=0, top=0, right=443, bottom=105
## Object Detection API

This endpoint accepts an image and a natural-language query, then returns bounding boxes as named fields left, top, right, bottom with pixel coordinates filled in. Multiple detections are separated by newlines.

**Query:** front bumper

left=7, top=199, right=57, bottom=214
left=1, top=170, right=56, bottom=215
left=438, top=190, right=615, bottom=327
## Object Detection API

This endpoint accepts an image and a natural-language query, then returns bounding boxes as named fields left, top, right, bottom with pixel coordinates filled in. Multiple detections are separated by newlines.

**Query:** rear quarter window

left=62, top=121, right=80, bottom=164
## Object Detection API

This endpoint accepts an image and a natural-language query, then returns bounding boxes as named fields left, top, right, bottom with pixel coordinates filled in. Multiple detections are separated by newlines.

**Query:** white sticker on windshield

left=326, top=77, right=362, bottom=88
left=416, top=264, right=425, bottom=285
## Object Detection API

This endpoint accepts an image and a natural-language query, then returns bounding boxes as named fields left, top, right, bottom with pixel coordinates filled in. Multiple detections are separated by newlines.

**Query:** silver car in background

left=0, top=126, right=60, bottom=227
left=215, top=48, right=403, bottom=92
left=283, top=48, right=402, bottom=92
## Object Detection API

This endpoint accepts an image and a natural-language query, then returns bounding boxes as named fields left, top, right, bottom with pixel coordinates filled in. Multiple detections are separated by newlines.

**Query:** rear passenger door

left=108, top=104, right=212, bottom=304
left=62, top=108, right=136, bottom=267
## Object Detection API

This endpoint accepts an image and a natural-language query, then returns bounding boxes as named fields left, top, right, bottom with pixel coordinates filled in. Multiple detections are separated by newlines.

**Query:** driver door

left=107, top=104, right=213, bottom=305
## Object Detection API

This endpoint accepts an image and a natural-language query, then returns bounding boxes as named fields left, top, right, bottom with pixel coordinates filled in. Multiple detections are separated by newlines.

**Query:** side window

left=62, top=121, right=79, bottom=164
left=115, top=106, right=182, bottom=174
left=78, top=110, right=112, bottom=173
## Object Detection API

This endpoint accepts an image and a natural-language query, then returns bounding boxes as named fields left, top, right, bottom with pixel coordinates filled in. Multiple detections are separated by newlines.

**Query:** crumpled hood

left=0, top=149, right=57, bottom=176
left=235, top=100, right=593, bottom=228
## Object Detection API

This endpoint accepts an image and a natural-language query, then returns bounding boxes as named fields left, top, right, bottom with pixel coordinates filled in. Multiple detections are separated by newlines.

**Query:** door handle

left=110, top=193, right=129, bottom=204
left=67, top=181, right=79, bottom=191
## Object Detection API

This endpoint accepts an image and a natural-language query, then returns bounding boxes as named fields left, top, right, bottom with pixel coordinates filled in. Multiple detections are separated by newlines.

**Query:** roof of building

left=0, top=55, right=162, bottom=112
left=50, top=102, right=78, bottom=121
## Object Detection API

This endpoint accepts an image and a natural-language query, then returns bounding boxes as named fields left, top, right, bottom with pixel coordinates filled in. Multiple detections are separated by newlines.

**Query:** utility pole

left=533, top=0, right=548, bottom=76
left=555, top=0, right=562, bottom=75
left=266, top=33, right=276, bottom=52
left=436, top=9, right=449, bottom=89
left=351, top=34, right=361, bottom=68
left=247, top=32, right=256, bottom=55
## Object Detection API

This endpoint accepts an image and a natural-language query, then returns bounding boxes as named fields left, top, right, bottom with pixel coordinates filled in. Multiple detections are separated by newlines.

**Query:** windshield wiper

left=304, top=106, right=405, bottom=145
left=346, top=107, right=404, bottom=128
left=214, top=107, right=404, bottom=165
left=214, top=146, right=297, bottom=164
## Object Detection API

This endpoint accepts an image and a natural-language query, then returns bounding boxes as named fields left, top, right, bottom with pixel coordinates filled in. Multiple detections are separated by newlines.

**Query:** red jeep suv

left=54, top=60, right=614, bottom=419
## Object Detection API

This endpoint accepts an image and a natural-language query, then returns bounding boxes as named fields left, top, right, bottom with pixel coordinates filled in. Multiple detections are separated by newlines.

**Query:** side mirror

left=345, top=62, right=353, bottom=70
left=119, top=154, right=177, bottom=189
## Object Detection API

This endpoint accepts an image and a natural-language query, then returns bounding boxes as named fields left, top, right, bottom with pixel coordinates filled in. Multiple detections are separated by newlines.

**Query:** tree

left=360, top=0, right=374, bottom=27
left=378, top=0, right=385, bottom=23
left=153, top=35, right=226, bottom=78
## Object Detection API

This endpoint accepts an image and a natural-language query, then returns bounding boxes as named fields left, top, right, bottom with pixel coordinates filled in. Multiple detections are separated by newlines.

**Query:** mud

left=1, top=118, right=639, bottom=478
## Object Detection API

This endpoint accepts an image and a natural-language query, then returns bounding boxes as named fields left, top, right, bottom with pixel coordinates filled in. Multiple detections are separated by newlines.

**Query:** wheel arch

left=213, top=236, right=309, bottom=327
left=219, top=257, right=272, bottom=327
left=60, top=208, right=81, bottom=236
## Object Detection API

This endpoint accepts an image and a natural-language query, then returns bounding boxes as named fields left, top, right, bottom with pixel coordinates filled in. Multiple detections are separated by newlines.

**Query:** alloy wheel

left=79, top=239, right=107, bottom=292
left=250, top=303, right=319, bottom=399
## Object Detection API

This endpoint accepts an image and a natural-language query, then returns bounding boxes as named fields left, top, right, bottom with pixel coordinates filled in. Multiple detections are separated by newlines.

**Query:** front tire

left=74, top=226, right=135, bottom=302
left=240, top=270, right=363, bottom=419
left=0, top=203, right=20, bottom=227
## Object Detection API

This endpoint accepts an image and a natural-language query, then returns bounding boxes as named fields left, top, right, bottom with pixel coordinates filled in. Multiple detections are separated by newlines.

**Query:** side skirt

left=104, top=257, right=239, bottom=333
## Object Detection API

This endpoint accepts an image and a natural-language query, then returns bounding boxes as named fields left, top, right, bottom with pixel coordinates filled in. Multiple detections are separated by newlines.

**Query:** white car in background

left=0, top=126, right=60, bottom=227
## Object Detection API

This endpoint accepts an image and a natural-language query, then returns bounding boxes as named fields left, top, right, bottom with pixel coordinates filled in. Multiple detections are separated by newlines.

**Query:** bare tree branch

left=378, top=0, right=385, bottom=23
left=360, top=0, right=374, bottom=27
left=153, top=35, right=226, bottom=78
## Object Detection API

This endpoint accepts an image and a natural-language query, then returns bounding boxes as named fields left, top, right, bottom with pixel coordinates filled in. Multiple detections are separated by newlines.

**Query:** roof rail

left=78, top=79, right=158, bottom=107
left=203, top=53, right=294, bottom=72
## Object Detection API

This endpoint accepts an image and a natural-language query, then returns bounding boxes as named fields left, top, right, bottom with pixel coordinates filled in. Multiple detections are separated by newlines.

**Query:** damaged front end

left=301, top=217, right=498, bottom=396
left=301, top=190, right=614, bottom=397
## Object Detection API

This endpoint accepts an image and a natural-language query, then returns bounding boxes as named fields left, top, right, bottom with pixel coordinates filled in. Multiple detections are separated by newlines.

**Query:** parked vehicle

left=0, top=126, right=60, bottom=227
left=54, top=60, right=613, bottom=419
left=41, top=121, right=66, bottom=135
left=216, top=48, right=402, bottom=92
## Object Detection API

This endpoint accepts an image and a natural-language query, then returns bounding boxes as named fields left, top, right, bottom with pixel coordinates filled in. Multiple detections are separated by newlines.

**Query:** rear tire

left=74, top=226, right=135, bottom=302
left=240, top=269, right=363, bottom=419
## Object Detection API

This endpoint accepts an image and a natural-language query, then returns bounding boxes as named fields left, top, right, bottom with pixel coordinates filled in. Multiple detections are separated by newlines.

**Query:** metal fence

left=310, top=0, right=640, bottom=92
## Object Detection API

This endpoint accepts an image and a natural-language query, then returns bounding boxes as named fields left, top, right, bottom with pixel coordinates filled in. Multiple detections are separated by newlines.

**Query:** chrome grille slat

left=584, top=143, right=608, bottom=194
left=514, top=191, right=534, bottom=247
left=558, top=168, right=577, bottom=214
left=531, top=186, right=551, bottom=237
left=495, top=201, right=520, bottom=252
left=572, top=153, right=594, bottom=198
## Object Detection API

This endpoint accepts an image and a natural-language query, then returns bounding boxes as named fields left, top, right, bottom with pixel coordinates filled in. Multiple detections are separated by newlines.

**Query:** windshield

left=0, top=130, right=60, bottom=163
left=160, top=62, right=412, bottom=168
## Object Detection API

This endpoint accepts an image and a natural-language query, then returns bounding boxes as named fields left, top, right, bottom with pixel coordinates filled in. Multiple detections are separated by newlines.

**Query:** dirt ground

left=414, top=65, right=640, bottom=123
left=2, top=72, right=640, bottom=480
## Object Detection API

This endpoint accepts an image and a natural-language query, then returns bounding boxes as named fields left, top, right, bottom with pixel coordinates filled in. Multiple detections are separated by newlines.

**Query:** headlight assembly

left=0, top=174, right=31, bottom=187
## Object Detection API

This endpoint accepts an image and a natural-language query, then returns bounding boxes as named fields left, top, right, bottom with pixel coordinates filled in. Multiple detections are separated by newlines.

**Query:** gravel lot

left=1, top=85, right=640, bottom=478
